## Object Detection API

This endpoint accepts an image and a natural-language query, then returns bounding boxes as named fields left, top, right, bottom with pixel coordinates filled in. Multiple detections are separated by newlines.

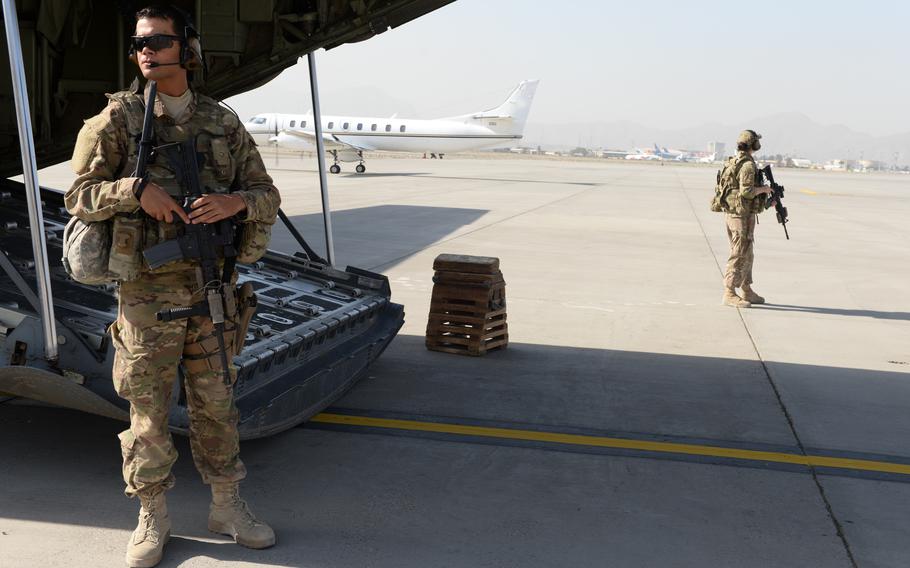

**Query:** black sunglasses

left=131, top=34, right=181, bottom=53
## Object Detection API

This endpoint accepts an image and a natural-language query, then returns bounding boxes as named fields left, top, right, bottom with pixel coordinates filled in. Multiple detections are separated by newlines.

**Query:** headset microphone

left=148, top=61, right=181, bottom=67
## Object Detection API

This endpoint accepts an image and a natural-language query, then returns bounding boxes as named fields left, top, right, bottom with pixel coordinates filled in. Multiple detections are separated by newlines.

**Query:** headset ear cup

left=183, top=36, right=204, bottom=72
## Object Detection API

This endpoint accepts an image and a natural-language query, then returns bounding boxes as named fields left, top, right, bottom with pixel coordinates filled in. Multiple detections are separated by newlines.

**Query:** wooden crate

left=426, top=254, right=508, bottom=356
left=432, top=253, right=499, bottom=274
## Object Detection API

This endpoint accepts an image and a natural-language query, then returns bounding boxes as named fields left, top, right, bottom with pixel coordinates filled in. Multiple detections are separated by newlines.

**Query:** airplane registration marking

left=311, top=413, right=910, bottom=477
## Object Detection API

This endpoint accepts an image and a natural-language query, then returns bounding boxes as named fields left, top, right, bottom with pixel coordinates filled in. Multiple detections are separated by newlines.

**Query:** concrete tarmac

left=2, top=156, right=908, bottom=567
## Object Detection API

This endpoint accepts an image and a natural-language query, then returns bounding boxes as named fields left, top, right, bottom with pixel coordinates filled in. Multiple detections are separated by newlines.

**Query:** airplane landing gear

left=355, top=163, right=366, bottom=173
left=329, top=164, right=341, bottom=174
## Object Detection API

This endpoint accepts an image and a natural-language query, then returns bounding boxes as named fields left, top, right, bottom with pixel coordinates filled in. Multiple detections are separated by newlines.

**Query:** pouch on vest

left=710, top=168, right=725, bottom=212
left=63, top=217, right=114, bottom=285
left=235, top=221, right=272, bottom=264
left=107, top=215, right=145, bottom=282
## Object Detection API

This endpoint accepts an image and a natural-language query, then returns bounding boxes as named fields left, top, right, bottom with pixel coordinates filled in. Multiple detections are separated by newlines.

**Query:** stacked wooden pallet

left=425, top=254, right=508, bottom=356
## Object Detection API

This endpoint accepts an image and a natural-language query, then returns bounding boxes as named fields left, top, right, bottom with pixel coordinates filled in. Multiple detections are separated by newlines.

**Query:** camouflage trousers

left=110, top=270, right=245, bottom=498
left=724, top=214, right=756, bottom=289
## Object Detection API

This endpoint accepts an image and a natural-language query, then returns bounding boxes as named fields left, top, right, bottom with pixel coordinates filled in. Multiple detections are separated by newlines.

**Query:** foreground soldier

left=712, top=130, right=773, bottom=308
left=64, top=6, right=280, bottom=566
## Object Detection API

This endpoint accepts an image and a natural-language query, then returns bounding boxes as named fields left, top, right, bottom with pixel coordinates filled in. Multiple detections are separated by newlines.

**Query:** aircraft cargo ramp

left=2, top=156, right=909, bottom=567
left=0, top=179, right=404, bottom=439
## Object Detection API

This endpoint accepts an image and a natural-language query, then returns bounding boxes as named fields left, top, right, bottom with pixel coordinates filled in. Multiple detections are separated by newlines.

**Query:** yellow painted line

left=800, top=189, right=818, bottom=195
left=312, top=413, right=910, bottom=476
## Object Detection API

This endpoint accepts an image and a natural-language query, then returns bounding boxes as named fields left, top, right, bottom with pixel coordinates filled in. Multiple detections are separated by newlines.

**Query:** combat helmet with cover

left=737, top=129, right=761, bottom=151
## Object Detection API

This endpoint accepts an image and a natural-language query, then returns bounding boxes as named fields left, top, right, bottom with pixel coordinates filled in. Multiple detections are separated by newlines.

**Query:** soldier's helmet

left=738, top=129, right=762, bottom=151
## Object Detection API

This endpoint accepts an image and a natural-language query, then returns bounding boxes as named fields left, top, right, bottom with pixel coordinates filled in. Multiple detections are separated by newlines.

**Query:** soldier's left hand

left=189, top=194, right=247, bottom=224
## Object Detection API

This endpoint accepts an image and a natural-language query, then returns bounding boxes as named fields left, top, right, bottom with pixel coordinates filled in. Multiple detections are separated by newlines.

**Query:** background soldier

left=716, top=130, right=773, bottom=308
left=64, top=6, right=280, bottom=567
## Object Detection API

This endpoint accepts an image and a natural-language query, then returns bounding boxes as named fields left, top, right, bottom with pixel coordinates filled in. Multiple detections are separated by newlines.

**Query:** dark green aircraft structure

left=0, top=0, right=453, bottom=437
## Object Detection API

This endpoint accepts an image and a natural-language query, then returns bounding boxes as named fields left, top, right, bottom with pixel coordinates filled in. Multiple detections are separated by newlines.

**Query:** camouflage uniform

left=65, top=82, right=280, bottom=498
left=722, top=151, right=764, bottom=290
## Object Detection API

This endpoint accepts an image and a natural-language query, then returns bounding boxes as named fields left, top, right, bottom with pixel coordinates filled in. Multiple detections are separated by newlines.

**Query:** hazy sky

left=226, top=0, right=909, bottom=136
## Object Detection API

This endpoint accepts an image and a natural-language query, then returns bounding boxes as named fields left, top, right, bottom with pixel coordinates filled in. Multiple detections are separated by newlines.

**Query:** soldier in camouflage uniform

left=718, top=130, right=773, bottom=308
left=64, top=6, right=279, bottom=567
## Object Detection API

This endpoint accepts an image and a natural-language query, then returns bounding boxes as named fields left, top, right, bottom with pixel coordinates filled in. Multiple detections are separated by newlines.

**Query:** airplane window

left=385, top=124, right=391, bottom=132
left=290, top=120, right=296, bottom=127
left=251, top=117, right=267, bottom=124
left=400, top=125, right=406, bottom=133
left=343, top=122, right=349, bottom=130
left=357, top=123, right=363, bottom=131
left=301, top=121, right=306, bottom=128
left=371, top=124, right=377, bottom=131
left=327, top=121, right=334, bottom=129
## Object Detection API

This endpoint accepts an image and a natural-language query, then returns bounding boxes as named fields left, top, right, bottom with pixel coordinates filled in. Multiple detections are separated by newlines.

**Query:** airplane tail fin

left=455, top=80, right=539, bottom=136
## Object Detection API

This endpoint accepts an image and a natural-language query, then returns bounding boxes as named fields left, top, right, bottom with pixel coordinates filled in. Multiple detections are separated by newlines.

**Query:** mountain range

left=522, top=113, right=910, bottom=165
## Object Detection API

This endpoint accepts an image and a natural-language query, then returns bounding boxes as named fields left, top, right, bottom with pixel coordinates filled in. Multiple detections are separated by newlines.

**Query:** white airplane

left=244, top=80, right=539, bottom=173
left=625, top=144, right=688, bottom=161
left=624, top=149, right=662, bottom=161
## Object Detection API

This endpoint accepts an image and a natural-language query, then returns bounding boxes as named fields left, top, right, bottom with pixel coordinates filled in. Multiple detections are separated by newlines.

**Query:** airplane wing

left=275, top=129, right=377, bottom=152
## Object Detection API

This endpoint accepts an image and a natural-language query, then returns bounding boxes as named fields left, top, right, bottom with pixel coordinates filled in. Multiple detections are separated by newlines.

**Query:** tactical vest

left=110, top=89, right=236, bottom=201
left=710, top=153, right=754, bottom=215
left=107, top=89, right=241, bottom=277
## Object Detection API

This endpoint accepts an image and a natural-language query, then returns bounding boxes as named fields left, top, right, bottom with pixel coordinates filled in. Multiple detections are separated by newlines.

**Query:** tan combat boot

left=209, top=482, right=276, bottom=549
left=126, top=490, right=170, bottom=568
left=741, top=285, right=765, bottom=305
left=723, top=288, right=751, bottom=308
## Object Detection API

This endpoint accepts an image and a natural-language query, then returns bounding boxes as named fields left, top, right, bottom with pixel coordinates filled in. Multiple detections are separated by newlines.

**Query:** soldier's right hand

left=139, top=182, right=191, bottom=224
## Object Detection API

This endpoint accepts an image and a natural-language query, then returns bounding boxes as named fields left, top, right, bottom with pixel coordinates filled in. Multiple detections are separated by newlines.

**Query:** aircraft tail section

left=453, top=80, right=539, bottom=136
left=484, top=80, right=539, bottom=125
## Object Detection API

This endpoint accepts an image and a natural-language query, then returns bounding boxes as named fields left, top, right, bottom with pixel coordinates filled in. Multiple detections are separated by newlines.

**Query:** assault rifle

left=142, top=138, right=238, bottom=386
left=756, top=165, right=789, bottom=240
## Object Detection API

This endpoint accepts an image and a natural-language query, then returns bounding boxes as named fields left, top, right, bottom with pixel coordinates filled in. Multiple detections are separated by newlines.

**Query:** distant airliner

left=244, top=80, right=539, bottom=173
left=625, top=144, right=690, bottom=161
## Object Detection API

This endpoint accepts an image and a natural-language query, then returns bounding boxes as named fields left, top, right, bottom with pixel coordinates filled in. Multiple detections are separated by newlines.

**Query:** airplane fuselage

left=244, top=80, right=539, bottom=172
left=246, top=114, right=523, bottom=153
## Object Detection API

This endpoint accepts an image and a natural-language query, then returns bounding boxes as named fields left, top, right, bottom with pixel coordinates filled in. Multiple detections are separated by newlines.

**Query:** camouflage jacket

left=64, top=82, right=280, bottom=267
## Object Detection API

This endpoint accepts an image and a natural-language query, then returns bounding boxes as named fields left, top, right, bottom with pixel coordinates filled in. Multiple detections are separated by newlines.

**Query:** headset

left=746, top=129, right=762, bottom=151
left=127, top=6, right=205, bottom=75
